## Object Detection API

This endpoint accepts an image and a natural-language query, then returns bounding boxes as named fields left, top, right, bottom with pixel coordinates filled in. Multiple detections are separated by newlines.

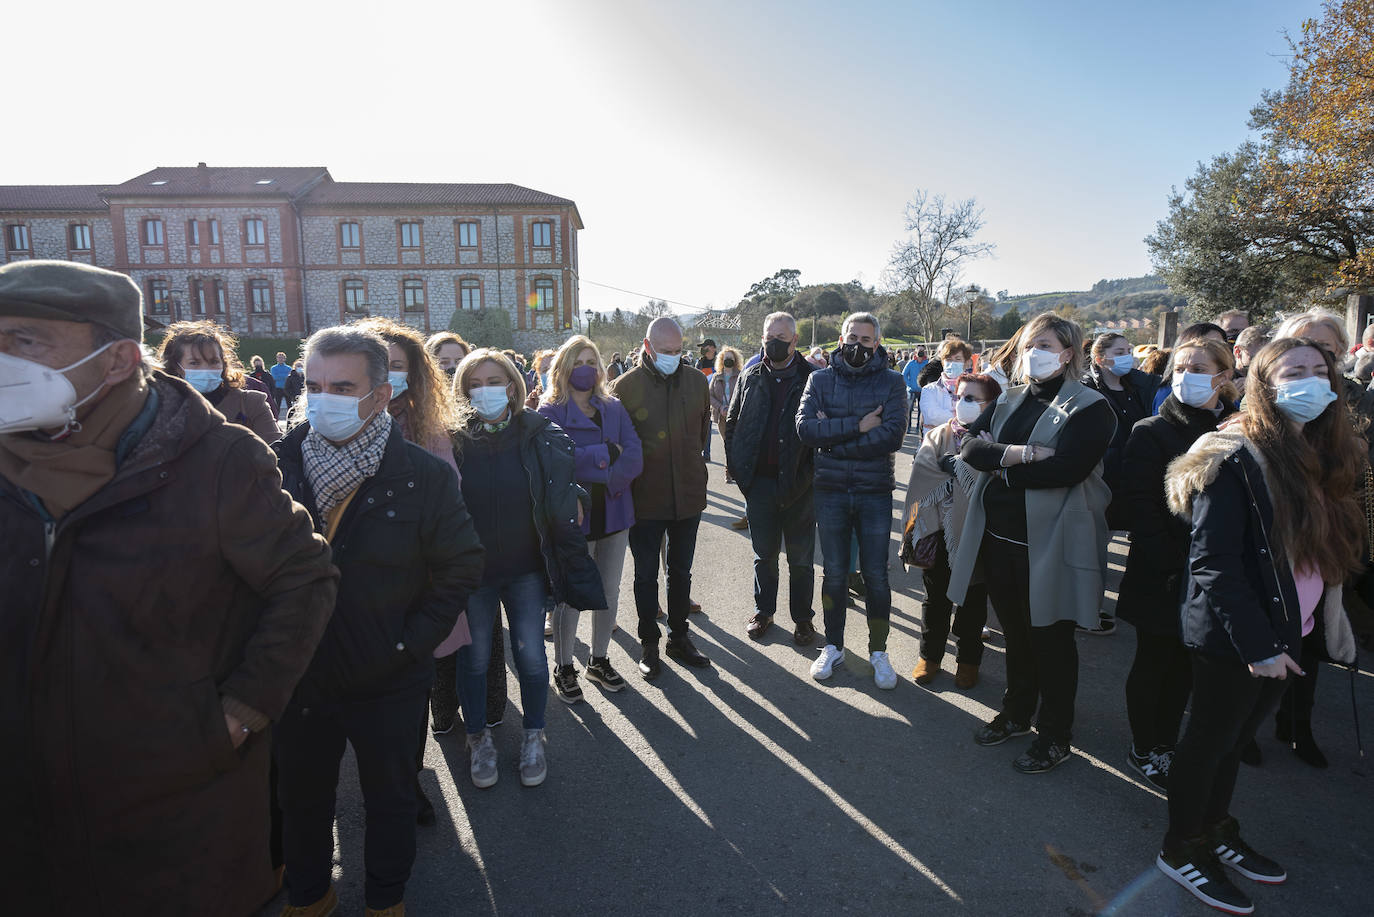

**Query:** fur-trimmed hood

left=1165, top=429, right=1253, bottom=519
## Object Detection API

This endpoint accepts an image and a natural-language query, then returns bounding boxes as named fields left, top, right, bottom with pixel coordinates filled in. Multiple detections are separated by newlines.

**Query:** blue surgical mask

left=942, top=361, right=964, bottom=380
left=1172, top=371, right=1220, bottom=408
left=653, top=350, right=681, bottom=376
left=1274, top=376, right=1338, bottom=423
left=307, top=390, right=374, bottom=442
left=469, top=384, right=510, bottom=421
left=388, top=371, right=408, bottom=399
left=1109, top=354, right=1135, bottom=376
left=183, top=368, right=223, bottom=394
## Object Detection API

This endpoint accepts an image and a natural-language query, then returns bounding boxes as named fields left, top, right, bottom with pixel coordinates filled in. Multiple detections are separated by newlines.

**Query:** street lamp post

left=965, top=284, right=980, bottom=342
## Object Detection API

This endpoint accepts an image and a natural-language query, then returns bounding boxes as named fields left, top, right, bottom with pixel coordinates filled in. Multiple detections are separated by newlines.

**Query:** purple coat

left=538, top=395, right=643, bottom=536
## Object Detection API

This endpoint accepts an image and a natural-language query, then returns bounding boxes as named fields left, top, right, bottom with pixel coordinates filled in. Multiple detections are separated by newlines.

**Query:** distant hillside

left=994, top=275, right=1186, bottom=333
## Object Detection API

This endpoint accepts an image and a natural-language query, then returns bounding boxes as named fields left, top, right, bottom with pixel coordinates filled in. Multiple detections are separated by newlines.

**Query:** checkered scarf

left=301, top=410, right=392, bottom=521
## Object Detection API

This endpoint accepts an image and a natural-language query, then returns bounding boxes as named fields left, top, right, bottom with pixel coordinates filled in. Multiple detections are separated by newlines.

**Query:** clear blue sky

left=6, top=0, right=1322, bottom=315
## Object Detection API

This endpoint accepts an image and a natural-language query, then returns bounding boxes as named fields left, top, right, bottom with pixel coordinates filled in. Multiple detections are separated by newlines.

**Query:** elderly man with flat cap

left=0, top=260, right=339, bottom=916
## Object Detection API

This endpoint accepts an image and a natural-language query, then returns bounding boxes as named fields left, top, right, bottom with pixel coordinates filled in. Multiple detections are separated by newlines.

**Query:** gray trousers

left=553, top=528, right=630, bottom=666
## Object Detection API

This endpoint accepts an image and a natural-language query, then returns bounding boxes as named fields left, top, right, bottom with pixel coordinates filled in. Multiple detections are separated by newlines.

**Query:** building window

left=209, top=219, right=221, bottom=245
left=459, top=278, right=481, bottom=309
left=249, top=280, right=272, bottom=313
left=244, top=218, right=266, bottom=246
left=192, top=279, right=206, bottom=312
left=5, top=224, right=30, bottom=252
left=143, top=218, right=164, bottom=246
left=340, top=222, right=361, bottom=249
left=213, top=279, right=226, bottom=312
left=532, top=278, right=555, bottom=310
left=399, top=222, right=422, bottom=248
left=402, top=278, right=425, bottom=311
left=457, top=221, right=479, bottom=248
left=68, top=224, right=92, bottom=251
left=148, top=279, right=170, bottom=314
left=343, top=279, right=366, bottom=312
left=187, top=220, right=200, bottom=246
left=531, top=221, right=552, bottom=248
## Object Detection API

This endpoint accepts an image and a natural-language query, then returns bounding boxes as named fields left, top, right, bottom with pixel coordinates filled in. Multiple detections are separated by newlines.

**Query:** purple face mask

left=569, top=364, right=599, bottom=392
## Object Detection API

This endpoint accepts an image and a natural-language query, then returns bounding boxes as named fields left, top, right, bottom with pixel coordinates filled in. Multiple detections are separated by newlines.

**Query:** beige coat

left=947, top=377, right=1113, bottom=627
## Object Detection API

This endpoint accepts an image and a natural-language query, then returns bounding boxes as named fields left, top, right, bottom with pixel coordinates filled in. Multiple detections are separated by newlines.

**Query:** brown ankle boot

left=911, top=657, right=940, bottom=685
left=279, top=886, right=337, bottom=917
left=953, top=663, right=979, bottom=689
left=365, top=904, right=405, bottom=917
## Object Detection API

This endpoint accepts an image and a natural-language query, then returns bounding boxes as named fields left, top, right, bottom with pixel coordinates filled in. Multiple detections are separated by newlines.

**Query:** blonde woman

left=451, top=349, right=604, bottom=788
left=537, top=336, right=644, bottom=701
left=709, top=346, right=744, bottom=482
left=948, top=312, right=1116, bottom=774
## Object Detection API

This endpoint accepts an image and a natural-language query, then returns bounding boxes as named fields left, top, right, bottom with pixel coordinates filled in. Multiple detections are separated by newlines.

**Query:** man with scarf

left=724, top=311, right=818, bottom=645
left=797, top=312, right=908, bottom=690
left=0, top=260, right=338, bottom=916
left=272, top=325, right=484, bottom=917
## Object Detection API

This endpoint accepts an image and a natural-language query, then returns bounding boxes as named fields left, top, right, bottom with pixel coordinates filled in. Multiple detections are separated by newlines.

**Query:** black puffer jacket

left=1082, top=364, right=1160, bottom=497
left=723, top=355, right=815, bottom=507
left=796, top=347, right=908, bottom=494
left=457, top=411, right=607, bottom=612
left=1116, top=394, right=1234, bottom=635
left=275, top=420, right=485, bottom=704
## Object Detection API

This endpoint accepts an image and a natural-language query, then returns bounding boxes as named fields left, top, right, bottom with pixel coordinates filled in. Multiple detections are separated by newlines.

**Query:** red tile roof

left=302, top=181, right=576, bottom=208
left=0, top=185, right=111, bottom=211
left=107, top=166, right=329, bottom=198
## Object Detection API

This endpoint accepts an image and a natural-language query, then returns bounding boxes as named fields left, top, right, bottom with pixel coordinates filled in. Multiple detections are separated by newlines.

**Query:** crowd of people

left=1, top=259, right=1370, bottom=916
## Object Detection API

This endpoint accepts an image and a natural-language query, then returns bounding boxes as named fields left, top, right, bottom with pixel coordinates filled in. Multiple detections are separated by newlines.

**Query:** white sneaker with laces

left=810, top=644, right=844, bottom=681
left=871, top=651, right=897, bottom=689
left=519, top=728, right=548, bottom=787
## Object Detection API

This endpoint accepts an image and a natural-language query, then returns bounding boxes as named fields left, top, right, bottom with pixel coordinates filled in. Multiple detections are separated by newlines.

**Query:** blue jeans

left=744, top=476, right=815, bottom=622
left=458, top=571, right=549, bottom=734
left=703, top=418, right=713, bottom=461
left=815, top=489, right=893, bottom=653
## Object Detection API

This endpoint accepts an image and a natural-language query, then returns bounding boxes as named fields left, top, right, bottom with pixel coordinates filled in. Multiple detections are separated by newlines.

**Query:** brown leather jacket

left=0, top=371, right=338, bottom=916
left=612, top=356, right=710, bottom=521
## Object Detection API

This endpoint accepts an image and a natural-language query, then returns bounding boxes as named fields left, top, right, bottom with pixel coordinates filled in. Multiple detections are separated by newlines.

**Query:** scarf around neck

left=301, top=409, right=392, bottom=521
left=0, top=372, right=150, bottom=518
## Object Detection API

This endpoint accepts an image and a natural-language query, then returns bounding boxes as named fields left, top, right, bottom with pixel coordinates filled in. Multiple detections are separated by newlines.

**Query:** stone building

left=0, top=164, right=583, bottom=349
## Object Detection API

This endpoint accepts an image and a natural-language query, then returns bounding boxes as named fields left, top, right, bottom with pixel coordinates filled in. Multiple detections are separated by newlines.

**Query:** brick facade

left=0, top=166, right=583, bottom=343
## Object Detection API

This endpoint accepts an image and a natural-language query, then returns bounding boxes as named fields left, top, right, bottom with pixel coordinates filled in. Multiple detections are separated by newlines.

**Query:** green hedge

left=142, top=329, right=303, bottom=368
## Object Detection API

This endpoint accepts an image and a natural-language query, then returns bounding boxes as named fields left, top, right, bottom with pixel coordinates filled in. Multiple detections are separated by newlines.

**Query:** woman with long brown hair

left=354, top=317, right=459, bottom=476
left=157, top=321, right=279, bottom=443
left=1155, top=337, right=1362, bottom=914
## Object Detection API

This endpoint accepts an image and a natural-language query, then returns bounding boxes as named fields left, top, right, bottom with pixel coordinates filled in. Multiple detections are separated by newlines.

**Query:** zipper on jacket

left=43, top=519, right=56, bottom=560
left=1236, top=454, right=1292, bottom=636
left=526, top=433, right=560, bottom=594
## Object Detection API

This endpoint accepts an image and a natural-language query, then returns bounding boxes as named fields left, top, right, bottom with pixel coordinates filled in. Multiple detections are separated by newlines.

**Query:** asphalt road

left=260, top=425, right=1374, bottom=916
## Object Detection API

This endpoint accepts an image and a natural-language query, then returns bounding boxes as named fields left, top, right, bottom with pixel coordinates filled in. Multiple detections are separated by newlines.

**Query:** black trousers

left=982, top=533, right=1079, bottom=743
left=1165, top=652, right=1288, bottom=850
left=1124, top=629, right=1193, bottom=753
left=276, top=688, right=428, bottom=910
left=629, top=515, right=701, bottom=643
left=1277, top=624, right=1323, bottom=728
left=919, top=539, right=987, bottom=666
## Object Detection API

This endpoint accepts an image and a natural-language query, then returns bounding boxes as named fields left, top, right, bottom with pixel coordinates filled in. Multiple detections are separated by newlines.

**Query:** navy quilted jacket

left=796, top=347, right=908, bottom=493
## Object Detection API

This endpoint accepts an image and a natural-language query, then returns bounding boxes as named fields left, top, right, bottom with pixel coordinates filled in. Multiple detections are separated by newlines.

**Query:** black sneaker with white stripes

left=1126, top=745, right=1169, bottom=791
left=1210, top=816, right=1287, bottom=884
left=1157, top=843, right=1254, bottom=915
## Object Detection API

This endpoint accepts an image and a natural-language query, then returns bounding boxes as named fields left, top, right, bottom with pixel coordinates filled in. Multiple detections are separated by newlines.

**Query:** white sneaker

left=519, top=728, right=547, bottom=787
left=810, top=644, right=844, bottom=681
left=467, top=729, right=498, bottom=789
left=544, top=612, right=554, bottom=637
left=871, top=651, right=897, bottom=690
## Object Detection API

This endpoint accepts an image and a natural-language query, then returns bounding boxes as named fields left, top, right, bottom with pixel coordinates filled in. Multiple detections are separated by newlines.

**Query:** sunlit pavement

left=261, top=426, right=1374, bottom=916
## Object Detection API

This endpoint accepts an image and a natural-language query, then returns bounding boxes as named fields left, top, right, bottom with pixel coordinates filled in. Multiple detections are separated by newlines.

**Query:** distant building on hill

left=0, top=164, right=582, bottom=349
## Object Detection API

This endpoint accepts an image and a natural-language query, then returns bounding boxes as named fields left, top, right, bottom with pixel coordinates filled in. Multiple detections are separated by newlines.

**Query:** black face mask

left=444, top=366, right=457, bottom=378
left=723, top=357, right=737, bottom=368
left=841, top=342, right=874, bottom=368
left=764, top=339, right=792, bottom=364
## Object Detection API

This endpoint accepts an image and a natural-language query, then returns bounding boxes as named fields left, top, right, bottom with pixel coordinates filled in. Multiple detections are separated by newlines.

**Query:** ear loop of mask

left=51, top=341, right=118, bottom=439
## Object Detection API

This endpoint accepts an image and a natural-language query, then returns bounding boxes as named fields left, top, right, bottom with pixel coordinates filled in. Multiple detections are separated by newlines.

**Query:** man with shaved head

left=612, top=316, right=713, bottom=678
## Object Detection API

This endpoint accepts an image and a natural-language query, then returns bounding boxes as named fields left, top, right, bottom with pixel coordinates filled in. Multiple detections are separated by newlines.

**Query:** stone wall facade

left=0, top=213, right=116, bottom=267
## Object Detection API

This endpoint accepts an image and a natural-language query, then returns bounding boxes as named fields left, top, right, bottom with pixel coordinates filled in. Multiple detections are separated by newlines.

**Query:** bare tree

left=883, top=191, right=995, bottom=340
